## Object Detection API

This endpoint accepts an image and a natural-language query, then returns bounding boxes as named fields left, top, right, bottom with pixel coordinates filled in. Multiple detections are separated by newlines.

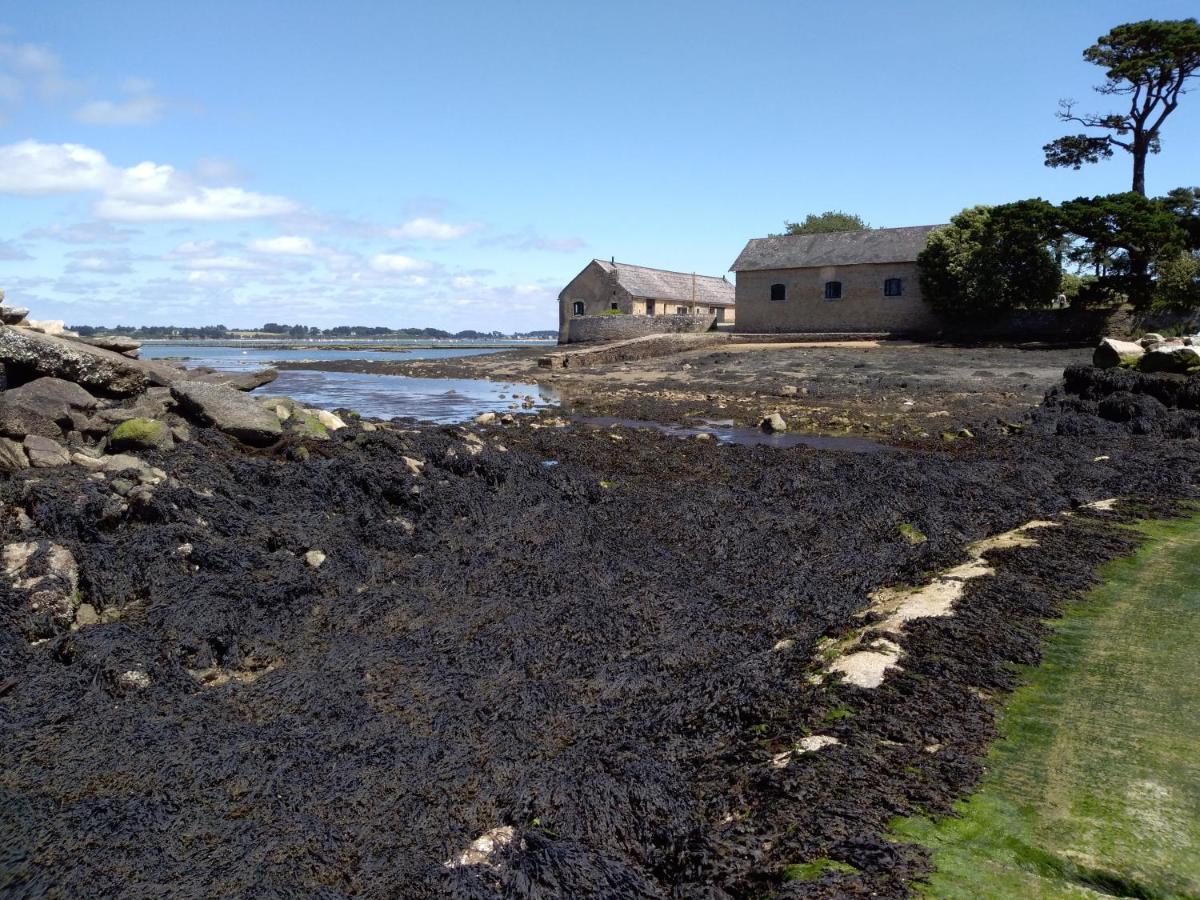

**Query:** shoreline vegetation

left=892, top=510, right=1200, bottom=898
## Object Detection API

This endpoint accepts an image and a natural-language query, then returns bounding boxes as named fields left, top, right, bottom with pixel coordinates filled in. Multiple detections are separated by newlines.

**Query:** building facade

left=558, top=259, right=735, bottom=342
left=729, top=226, right=942, bottom=334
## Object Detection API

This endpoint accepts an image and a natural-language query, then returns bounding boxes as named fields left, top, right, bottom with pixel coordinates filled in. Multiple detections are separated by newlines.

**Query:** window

left=610, top=302, right=619, bottom=311
left=677, top=306, right=687, bottom=315
left=572, top=301, right=584, bottom=316
left=770, top=283, right=786, bottom=302
left=884, top=278, right=903, bottom=297
left=824, top=281, right=842, bottom=300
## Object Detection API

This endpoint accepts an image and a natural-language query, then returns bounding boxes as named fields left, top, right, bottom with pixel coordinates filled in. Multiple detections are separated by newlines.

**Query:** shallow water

left=581, top=416, right=893, bottom=453
left=260, top=370, right=559, bottom=424
left=140, top=343, right=506, bottom=370
left=142, top=343, right=557, bottom=424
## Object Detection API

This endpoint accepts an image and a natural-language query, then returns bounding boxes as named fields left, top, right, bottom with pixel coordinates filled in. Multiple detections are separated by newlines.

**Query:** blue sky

left=1, top=0, right=1197, bottom=332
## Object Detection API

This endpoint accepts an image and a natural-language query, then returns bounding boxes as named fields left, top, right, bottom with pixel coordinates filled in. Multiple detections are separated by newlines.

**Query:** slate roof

left=729, top=225, right=943, bottom=272
left=595, top=260, right=736, bottom=306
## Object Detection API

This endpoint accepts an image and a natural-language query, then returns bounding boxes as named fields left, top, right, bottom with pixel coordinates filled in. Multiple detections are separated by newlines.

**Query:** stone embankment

left=538, top=331, right=730, bottom=369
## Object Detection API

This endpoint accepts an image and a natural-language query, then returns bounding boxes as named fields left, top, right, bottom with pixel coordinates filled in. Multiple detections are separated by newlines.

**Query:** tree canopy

left=773, top=211, right=870, bottom=236
left=1043, top=18, right=1200, bottom=195
left=917, top=202, right=1063, bottom=322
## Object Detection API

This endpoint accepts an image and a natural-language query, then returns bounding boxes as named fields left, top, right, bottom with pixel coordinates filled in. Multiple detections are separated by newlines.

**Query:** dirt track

left=3, top=374, right=1199, bottom=896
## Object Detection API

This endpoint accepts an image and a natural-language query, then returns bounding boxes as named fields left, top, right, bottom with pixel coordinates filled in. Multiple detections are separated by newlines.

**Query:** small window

left=884, top=278, right=903, bottom=297
left=769, top=283, right=786, bottom=302
left=572, top=301, right=584, bottom=316
left=677, top=306, right=687, bottom=315
left=824, top=281, right=842, bottom=300
left=610, top=301, right=619, bottom=311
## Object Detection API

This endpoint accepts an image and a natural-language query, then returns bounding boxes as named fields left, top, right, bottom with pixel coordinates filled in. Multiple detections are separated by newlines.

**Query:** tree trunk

left=1131, top=135, right=1148, bottom=196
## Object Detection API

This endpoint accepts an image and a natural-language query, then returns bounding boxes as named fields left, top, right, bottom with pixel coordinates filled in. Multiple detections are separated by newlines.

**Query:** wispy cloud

left=480, top=228, right=585, bottom=253
left=387, top=217, right=482, bottom=241
left=0, top=238, right=32, bottom=260
left=24, top=221, right=140, bottom=244
left=0, top=39, right=76, bottom=102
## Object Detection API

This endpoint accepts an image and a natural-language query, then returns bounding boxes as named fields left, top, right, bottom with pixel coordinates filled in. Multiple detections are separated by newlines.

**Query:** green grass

left=782, top=858, right=860, bottom=882
left=892, top=513, right=1200, bottom=899
left=899, top=522, right=928, bottom=545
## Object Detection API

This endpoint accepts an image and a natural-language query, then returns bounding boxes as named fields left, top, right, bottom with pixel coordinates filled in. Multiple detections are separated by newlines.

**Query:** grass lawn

left=892, top=512, right=1200, bottom=899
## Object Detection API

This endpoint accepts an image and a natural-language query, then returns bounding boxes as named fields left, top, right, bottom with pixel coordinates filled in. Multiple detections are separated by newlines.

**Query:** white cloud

left=369, top=253, right=432, bottom=273
left=176, top=256, right=266, bottom=271
left=0, top=141, right=298, bottom=221
left=0, top=141, right=110, bottom=193
left=387, top=217, right=480, bottom=240
left=75, top=94, right=164, bottom=125
left=248, top=235, right=317, bottom=255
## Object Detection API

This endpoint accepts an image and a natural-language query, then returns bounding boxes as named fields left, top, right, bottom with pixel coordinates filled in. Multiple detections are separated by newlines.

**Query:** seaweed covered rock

left=109, top=417, right=173, bottom=451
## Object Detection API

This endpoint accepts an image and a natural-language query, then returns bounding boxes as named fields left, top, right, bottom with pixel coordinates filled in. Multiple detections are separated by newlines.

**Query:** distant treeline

left=69, top=323, right=558, bottom=340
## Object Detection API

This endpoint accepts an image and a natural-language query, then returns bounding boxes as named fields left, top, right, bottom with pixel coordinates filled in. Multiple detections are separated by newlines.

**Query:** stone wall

left=734, top=262, right=939, bottom=335
left=564, top=313, right=716, bottom=344
left=946, top=308, right=1200, bottom=343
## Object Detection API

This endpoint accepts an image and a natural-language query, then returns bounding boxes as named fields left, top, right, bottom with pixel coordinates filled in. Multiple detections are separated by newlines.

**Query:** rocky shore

left=3, top=307, right=1200, bottom=896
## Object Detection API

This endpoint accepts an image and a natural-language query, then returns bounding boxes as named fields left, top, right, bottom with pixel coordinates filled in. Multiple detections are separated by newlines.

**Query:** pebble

left=305, top=550, right=326, bottom=568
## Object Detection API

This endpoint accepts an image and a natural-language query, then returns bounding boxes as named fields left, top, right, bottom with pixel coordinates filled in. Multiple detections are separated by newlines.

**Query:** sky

left=0, top=0, right=1197, bottom=333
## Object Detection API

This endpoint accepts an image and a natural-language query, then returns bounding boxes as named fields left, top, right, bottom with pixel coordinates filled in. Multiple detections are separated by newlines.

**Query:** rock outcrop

left=0, top=326, right=166, bottom=395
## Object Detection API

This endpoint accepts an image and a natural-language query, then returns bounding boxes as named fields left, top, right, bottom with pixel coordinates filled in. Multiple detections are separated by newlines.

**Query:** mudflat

left=273, top=341, right=1092, bottom=438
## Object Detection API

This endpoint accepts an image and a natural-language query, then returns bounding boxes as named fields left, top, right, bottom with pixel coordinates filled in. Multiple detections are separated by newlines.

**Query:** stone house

left=729, top=226, right=943, bottom=334
left=558, top=259, right=735, bottom=342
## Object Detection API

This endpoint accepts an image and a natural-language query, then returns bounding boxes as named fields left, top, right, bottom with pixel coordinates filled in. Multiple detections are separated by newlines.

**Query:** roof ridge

left=761, top=224, right=944, bottom=241
left=595, top=259, right=729, bottom=281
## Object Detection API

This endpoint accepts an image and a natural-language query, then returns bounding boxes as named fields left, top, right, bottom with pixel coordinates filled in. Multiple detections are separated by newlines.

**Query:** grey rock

left=0, top=436, right=28, bottom=471
left=0, top=325, right=177, bottom=395
left=760, top=412, right=787, bottom=433
left=184, top=367, right=278, bottom=391
left=69, top=334, right=140, bottom=354
left=779, top=384, right=798, bottom=396
left=0, top=398, right=63, bottom=440
left=23, top=434, right=70, bottom=467
left=1139, top=345, right=1200, bottom=374
left=0, top=305, right=29, bottom=325
left=474, top=412, right=497, bottom=425
left=170, top=381, right=282, bottom=445
left=1093, top=337, right=1145, bottom=369
left=4, top=376, right=98, bottom=412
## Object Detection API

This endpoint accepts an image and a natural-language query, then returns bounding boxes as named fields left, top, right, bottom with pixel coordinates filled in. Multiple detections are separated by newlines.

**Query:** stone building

left=729, top=226, right=942, bottom=334
left=558, top=259, right=735, bottom=343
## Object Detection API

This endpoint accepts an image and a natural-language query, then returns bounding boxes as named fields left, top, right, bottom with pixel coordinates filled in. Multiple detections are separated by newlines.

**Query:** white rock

left=304, top=549, right=326, bottom=568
